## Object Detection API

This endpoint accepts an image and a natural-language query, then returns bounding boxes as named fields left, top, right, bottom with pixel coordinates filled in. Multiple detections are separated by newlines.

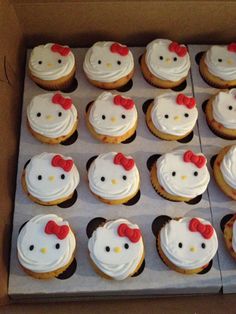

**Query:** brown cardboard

left=1, top=0, right=236, bottom=311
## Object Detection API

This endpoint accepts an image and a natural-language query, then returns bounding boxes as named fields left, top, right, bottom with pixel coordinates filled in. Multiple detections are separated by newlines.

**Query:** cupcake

left=86, top=92, right=138, bottom=143
left=28, top=43, right=76, bottom=90
left=213, top=145, right=236, bottom=200
left=27, top=92, right=78, bottom=144
left=153, top=216, right=218, bottom=274
left=83, top=41, right=134, bottom=89
left=223, top=214, right=236, bottom=261
left=200, top=43, right=236, bottom=88
left=87, top=152, right=140, bottom=205
left=150, top=149, right=210, bottom=202
left=17, top=214, right=76, bottom=279
left=205, top=89, right=236, bottom=139
left=22, top=152, right=80, bottom=206
left=140, top=39, right=190, bottom=88
left=88, top=218, right=144, bottom=280
left=146, top=93, right=198, bottom=141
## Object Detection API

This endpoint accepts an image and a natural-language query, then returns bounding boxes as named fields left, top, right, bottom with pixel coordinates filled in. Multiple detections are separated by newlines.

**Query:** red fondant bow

left=189, top=218, right=213, bottom=239
left=45, top=220, right=69, bottom=240
left=113, top=95, right=134, bottom=110
left=110, top=43, right=129, bottom=56
left=117, top=223, right=141, bottom=243
left=52, top=93, right=72, bottom=110
left=168, top=41, right=187, bottom=57
left=113, top=153, right=135, bottom=171
left=183, top=150, right=206, bottom=169
left=51, top=44, right=71, bottom=56
left=51, top=155, right=73, bottom=172
left=227, top=43, right=236, bottom=53
left=176, top=93, right=196, bottom=109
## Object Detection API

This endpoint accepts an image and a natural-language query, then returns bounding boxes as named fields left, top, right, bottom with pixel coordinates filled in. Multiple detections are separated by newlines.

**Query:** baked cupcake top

left=27, top=92, right=77, bottom=138
left=220, top=145, right=236, bottom=189
left=17, top=214, right=76, bottom=273
left=88, top=92, right=137, bottom=137
left=83, top=41, right=134, bottom=82
left=145, top=39, right=190, bottom=82
left=151, top=93, right=198, bottom=136
left=204, top=43, right=236, bottom=81
left=156, top=149, right=210, bottom=198
left=88, top=152, right=139, bottom=201
left=29, top=43, right=75, bottom=81
left=211, top=89, right=236, bottom=129
left=160, top=217, right=218, bottom=270
left=24, top=152, right=80, bottom=202
left=88, top=218, right=144, bottom=280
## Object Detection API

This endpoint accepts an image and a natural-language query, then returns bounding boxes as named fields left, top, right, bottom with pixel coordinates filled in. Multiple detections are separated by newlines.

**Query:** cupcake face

left=29, top=43, right=75, bottom=80
left=157, top=150, right=210, bottom=198
left=160, top=217, right=218, bottom=270
left=151, top=93, right=198, bottom=136
left=83, top=41, right=134, bottom=82
left=145, top=39, right=190, bottom=81
left=88, top=152, right=139, bottom=201
left=17, top=214, right=76, bottom=273
left=88, top=219, right=144, bottom=280
left=89, top=92, right=137, bottom=136
left=220, top=145, right=236, bottom=189
left=27, top=93, right=77, bottom=138
left=24, top=153, right=80, bottom=202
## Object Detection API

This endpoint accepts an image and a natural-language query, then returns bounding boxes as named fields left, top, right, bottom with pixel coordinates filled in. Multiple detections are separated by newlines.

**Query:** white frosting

left=220, top=145, right=236, bottom=189
left=160, top=217, right=218, bottom=270
left=156, top=149, right=210, bottom=198
left=88, top=92, right=137, bottom=137
left=151, top=93, right=198, bottom=136
left=232, top=220, right=236, bottom=252
left=145, top=39, right=190, bottom=82
left=88, top=152, right=140, bottom=201
left=83, top=41, right=134, bottom=82
left=27, top=93, right=77, bottom=138
left=29, top=43, right=75, bottom=81
left=25, top=152, right=80, bottom=202
left=212, top=89, right=236, bottom=129
left=205, top=45, right=236, bottom=81
left=17, top=214, right=76, bottom=273
left=88, top=219, right=144, bottom=280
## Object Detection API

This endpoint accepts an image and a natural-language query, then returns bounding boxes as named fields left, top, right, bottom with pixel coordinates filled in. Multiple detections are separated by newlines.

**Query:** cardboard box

left=1, top=0, right=236, bottom=312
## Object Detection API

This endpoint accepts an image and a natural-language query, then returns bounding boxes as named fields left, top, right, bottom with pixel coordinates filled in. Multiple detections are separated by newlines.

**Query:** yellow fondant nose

left=106, top=63, right=112, bottom=68
left=46, top=115, right=53, bottom=120
left=48, top=175, right=55, bottom=182
left=111, top=116, right=116, bottom=123
left=47, top=63, right=53, bottom=67
left=165, top=57, right=171, bottom=63
left=227, top=58, right=233, bottom=65
left=40, top=247, right=47, bottom=254
left=190, top=246, right=196, bottom=252
left=181, top=175, right=187, bottom=180
left=174, top=115, right=180, bottom=121
left=111, top=179, right=117, bottom=185
left=114, top=247, right=122, bottom=253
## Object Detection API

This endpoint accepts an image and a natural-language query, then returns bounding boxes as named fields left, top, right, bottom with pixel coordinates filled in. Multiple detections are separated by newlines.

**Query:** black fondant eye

left=201, top=243, right=206, bottom=249
left=172, top=171, right=176, bottom=176
left=37, top=175, right=42, bottom=180
left=102, top=115, right=106, bottom=120
left=228, top=105, right=233, bottom=110
left=117, top=60, right=121, bottom=65
left=58, top=59, right=62, bottom=64
left=55, top=243, right=60, bottom=249
left=124, top=243, right=129, bottom=249
left=178, top=242, right=183, bottom=248
left=38, top=61, right=42, bottom=65
left=98, top=60, right=102, bottom=64
left=164, top=114, right=169, bottom=119
left=101, top=176, right=105, bottom=182
left=105, top=246, right=110, bottom=252
left=159, top=56, right=164, bottom=60
left=122, top=175, right=127, bottom=180
left=58, top=112, right=62, bottom=117
left=184, top=113, right=189, bottom=118
left=173, top=57, right=177, bottom=62
left=121, top=114, right=126, bottom=119
left=29, top=245, right=34, bottom=251
left=194, top=171, right=198, bottom=176
left=61, top=174, right=65, bottom=180
left=218, top=58, right=222, bottom=62
left=36, top=112, right=41, bottom=117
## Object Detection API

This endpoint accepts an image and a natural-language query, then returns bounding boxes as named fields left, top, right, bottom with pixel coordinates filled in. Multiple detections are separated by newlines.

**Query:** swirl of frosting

left=205, top=45, right=236, bottom=81
left=88, top=152, right=139, bottom=200
left=89, top=92, right=137, bottom=137
left=145, top=39, right=190, bottom=82
left=88, top=218, right=144, bottom=280
left=25, top=152, right=80, bottom=202
left=160, top=217, right=218, bottom=270
left=156, top=149, right=210, bottom=198
left=83, top=41, right=134, bottom=82
left=17, top=214, right=76, bottom=273
left=29, top=43, right=75, bottom=81
left=220, top=145, right=236, bottom=189
left=27, top=93, right=77, bottom=138
left=212, top=89, right=236, bottom=129
left=151, top=93, right=198, bottom=136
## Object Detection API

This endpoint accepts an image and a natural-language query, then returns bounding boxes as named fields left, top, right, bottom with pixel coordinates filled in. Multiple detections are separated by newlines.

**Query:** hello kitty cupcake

left=27, top=92, right=78, bottom=144
left=146, top=93, right=198, bottom=141
left=29, top=43, right=76, bottom=90
left=200, top=43, right=236, bottom=88
left=141, top=39, right=190, bottom=88
left=87, top=152, right=140, bottom=205
left=150, top=149, right=210, bottom=202
left=83, top=41, right=134, bottom=89
left=86, top=92, right=138, bottom=143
